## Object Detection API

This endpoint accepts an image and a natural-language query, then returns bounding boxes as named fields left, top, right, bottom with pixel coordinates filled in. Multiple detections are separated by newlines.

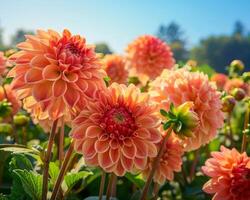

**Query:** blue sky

left=1, top=0, right=250, bottom=53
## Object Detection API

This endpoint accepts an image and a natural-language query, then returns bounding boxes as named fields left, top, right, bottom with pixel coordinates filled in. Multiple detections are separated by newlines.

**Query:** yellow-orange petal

left=32, top=81, right=52, bottom=101
left=52, top=79, right=67, bottom=97
left=82, top=138, right=96, bottom=158
left=98, top=150, right=112, bottom=168
left=42, top=64, right=61, bottom=80
left=24, top=68, right=43, bottom=83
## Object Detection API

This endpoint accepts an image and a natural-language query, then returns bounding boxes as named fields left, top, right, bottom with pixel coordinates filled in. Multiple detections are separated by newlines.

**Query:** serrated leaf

left=49, top=162, right=60, bottom=185
left=13, top=169, right=42, bottom=200
left=125, top=173, right=145, bottom=189
left=9, top=154, right=33, bottom=171
left=64, top=171, right=93, bottom=191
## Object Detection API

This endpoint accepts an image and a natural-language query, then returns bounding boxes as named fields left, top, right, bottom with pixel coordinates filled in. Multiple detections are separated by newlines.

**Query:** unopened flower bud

left=0, top=123, right=13, bottom=135
left=13, top=115, right=29, bottom=126
left=221, top=95, right=236, bottom=112
left=0, top=100, right=12, bottom=117
left=231, top=88, right=246, bottom=101
left=242, top=72, right=250, bottom=82
left=230, top=60, right=244, bottom=71
left=172, top=102, right=199, bottom=138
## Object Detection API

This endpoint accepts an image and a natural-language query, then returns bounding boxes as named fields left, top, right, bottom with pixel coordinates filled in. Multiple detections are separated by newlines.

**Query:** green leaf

left=13, top=169, right=42, bottom=200
left=9, top=154, right=33, bottom=171
left=125, top=173, right=145, bottom=189
left=49, top=162, right=60, bottom=185
left=174, top=121, right=183, bottom=133
left=84, top=197, right=117, bottom=200
left=163, top=122, right=172, bottom=130
left=170, top=102, right=175, bottom=112
left=104, top=76, right=111, bottom=87
left=0, top=194, right=8, bottom=200
left=64, top=171, right=93, bottom=191
left=160, top=109, right=169, bottom=117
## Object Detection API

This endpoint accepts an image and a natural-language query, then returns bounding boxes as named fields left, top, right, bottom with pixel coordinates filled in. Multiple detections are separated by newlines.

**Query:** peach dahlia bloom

left=126, top=35, right=175, bottom=79
left=102, top=54, right=128, bottom=84
left=70, top=83, right=162, bottom=176
left=202, top=146, right=250, bottom=200
left=0, top=52, right=7, bottom=77
left=210, top=73, right=228, bottom=90
left=8, top=29, right=106, bottom=120
left=224, top=78, right=249, bottom=95
left=150, top=68, right=224, bottom=151
left=0, top=84, right=21, bottom=115
left=23, top=96, right=70, bottom=132
left=142, top=134, right=184, bottom=184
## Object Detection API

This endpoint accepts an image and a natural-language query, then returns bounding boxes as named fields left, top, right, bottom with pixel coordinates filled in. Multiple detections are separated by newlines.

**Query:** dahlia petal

left=82, top=138, right=96, bottom=158
left=133, top=139, right=148, bottom=158
left=86, top=126, right=102, bottom=138
left=109, top=148, right=120, bottom=163
left=52, top=79, right=67, bottom=97
left=43, top=64, right=61, bottom=80
left=64, top=85, right=80, bottom=107
left=146, top=142, right=157, bottom=157
left=148, top=128, right=162, bottom=143
left=121, top=155, right=133, bottom=171
left=25, top=68, right=43, bottom=83
left=30, top=55, right=50, bottom=68
left=136, top=128, right=151, bottom=139
left=63, top=71, right=78, bottom=82
left=134, top=157, right=147, bottom=170
left=48, top=98, right=65, bottom=120
left=32, top=81, right=52, bottom=101
left=98, top=150, right=113, bottom=168
left=95, top=139, right=110, bottom=153
left=137, top=116, right=157, bottom=128
left=115, top=161, right=126, bottom=176
left=75, top=79, right=88, bottom=92
left=122, top=143, right=136, bottom=159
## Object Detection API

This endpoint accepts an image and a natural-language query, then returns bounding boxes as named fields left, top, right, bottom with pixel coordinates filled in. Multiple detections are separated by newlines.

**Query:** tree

left=191, top=22, right=250, bottom=73
left=156, top=22, right=188, bottom=62
left=95, top=43, right=112, bottom=55
left=11, top=29, right=33, bottom=46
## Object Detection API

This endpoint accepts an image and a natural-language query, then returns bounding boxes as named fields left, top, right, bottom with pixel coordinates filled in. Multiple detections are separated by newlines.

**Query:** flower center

left=101, top=106, right=137, bottom=140
left=64, top=43, right=81, bottom=57
left=230, top=164, right=250, bottom=198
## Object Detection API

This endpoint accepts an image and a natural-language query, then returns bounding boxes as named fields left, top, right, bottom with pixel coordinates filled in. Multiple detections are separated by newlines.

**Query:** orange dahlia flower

left=23, top=96, right=70, bottom=132
left=210, top=73, right=228, bottom=90
left=202, top=146, right=250, bottom=200
left=126, top=35, right=175, bottom=79
left=150, top=68, right=224, bottom=151
left=70, top=83, right=162, bottom=176
left=142, top=134, right=184, bottom=184
left=0, top=84, right=21, bottom=115
left=102, top=54, right=128, bottom=84
left=224, top=78, right=249, bottom=95
left=0, top=52, right=7, bottom=77
left=8, top=29, right=106, bottom=120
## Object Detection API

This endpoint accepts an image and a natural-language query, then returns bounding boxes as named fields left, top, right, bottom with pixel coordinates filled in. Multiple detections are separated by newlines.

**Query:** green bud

left=0, top=123, right=13, bottom=135
left=128, top=76, right=140, bottom=85
left=230, top=60, right=244, bottom=71
left=231, top=88, right=246, bottom=101
left=221, top=95, right=236, bottom=113
left=242, top=72, right=250, bottom=82
left=172, top=102, right=199, bottom=138
left=0, top=100, right=12, bottom=117
left=13, top=115, right=29, bottom=126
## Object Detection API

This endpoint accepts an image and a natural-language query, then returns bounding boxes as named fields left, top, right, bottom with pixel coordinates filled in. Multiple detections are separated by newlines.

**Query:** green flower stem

left=140, top=127, right=172, bottom=200
left=98, top=170, right=106, bottom=200
left=51, top=142, right=74, bottom=200
left=59, top=118, right=65, bottom=167
left=241, top=105, right=249, bottom=152
left=42, top=118, right=58, bottom=200
left=106, top=173, right=116, bottom=200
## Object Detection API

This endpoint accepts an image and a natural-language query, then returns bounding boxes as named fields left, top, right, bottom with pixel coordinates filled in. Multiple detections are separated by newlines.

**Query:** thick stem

left=50, top=142, right=74, bottom=200
left=189, top=149, right=200, bottom=181
left=22, top=126, right=27, bottom=145
left=140, top=127, right=172, bottom=200
left=111, top=175, right=117, bottom=197
left=42, top=119, right=58, bottom=200
left=241, top=106, right=249, bottom=152
left=59, top=118, right=65, bottom=167
left=152, top=182, right=160, bottom=200
left=98, top=170, right=106, bottom=200
left=106, top=173, right=116, bottom=200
